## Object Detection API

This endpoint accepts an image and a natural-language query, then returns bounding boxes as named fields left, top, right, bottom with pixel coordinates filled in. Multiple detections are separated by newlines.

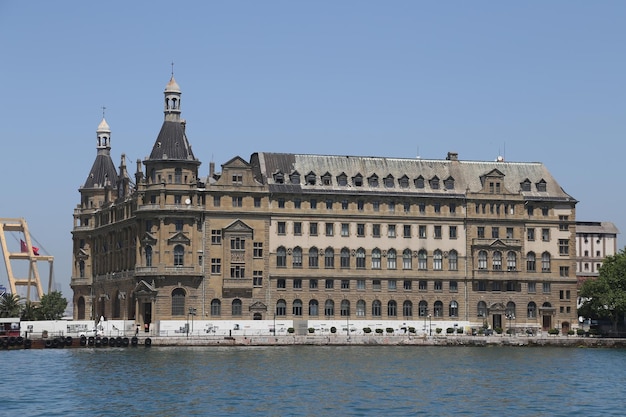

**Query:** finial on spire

left=102, top=106, right=106, bottom=118
left=171, top=61, right=174, bottom=77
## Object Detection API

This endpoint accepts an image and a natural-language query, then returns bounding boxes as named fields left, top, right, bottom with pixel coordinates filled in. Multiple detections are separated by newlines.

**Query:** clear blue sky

left=1, top=1, right=625, bottom=299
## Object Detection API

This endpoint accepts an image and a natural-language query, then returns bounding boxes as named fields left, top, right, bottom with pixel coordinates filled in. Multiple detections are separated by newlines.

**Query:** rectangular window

left=388, top=224, right=396, bottom=238
left=449, top=281, right=458, bottom=292
left=528, top=282, right=536, bottom=293
left=174, top=195, right=182, bottom=205
left=210, top=258, right=221, bottom=274
left=232, top=196, right=243, bottom=207
left=211, top=230, right=221, bottom=244
left=434, top=280, right=443, bottom=291
left=492, top=227, right=499, bottom=239
left=254, top=197, right=261, bottom=208
left=403, top=225, right=411, bottom=238
left=277, top=279, right=286, bottom=289
left=403, top=280, right=412, bottom=290
left=559, top=239, right=569, bottom=255
left=419, top=203, right=426, bottom=214
left=373, top=224, right=381, bottom=238
left=341, top=200, right=348, bottom=210
left=230, top=237, right=245, bottom=250
left=388, top=202, right=395, bottom=212
left=373, top=280, right=381, bottom=290
left=293, top=279, right=302, bottom=289
left=230, top=265, right=245, bottom=278
left=559, top=215, right=569, bottom=231
left=434, top=202, right=441, bottom=213
left=492, top=281, right=501, bottom=291
left=477, top=226, right=485, bottom=238
left=404, top=202, right=410, bottom=213
left=560, top=266, right=570, bottom=277
left=341, top=223, right=350, bottom=237
left=277, top=198, right=285, bottom=208
left=325, top=279, right=334, bottom=289
left=310, top=199, right=317, bottom=209
left=543, top=282, right=551, bottom=293
left=434, top=226, right=442, bottom=239
left=542, top=206, right=549, bottom=216
left=388, top=280, right=397, bottom=290
left=309, top=222, right=318, bottom=236
left=478, top=280, right=487, bottom=291
left=326, top=199, right=333, bottom=210
left=294, top=198, right=301, bottom=209
left=213, top=195, right=221, bottom=207
left=357, top=223, right=365, bottom=237
left=232, top=174, right=243, bottom=184
left=253, top=271, right=263, bottom=287
left=341, top=280, right=350, bottom=289
left=419, top=225, right=427, bottom=238
left=294, top=222, right=302, bottom=236
left=373, top=201, right=380, bottom=212
left=449, top=203, right=456, bottom=214
left=175, top=219, right=183, bottom=231
left=253, top=242, right=263, bottom=258
left=277, top=221, right=286, bottom=235
left=506, top=227, right=514, bottom=239
left=419, top=280, right=427, bottom=290
left=357, top=279, right=366, bottom=290
left=357, top=200, right=364, bottom=211
left=527, top=228, right=535, bottom=241
left=309, top=279, right=318, bottom=289
left=325, top=222, right=334, bottom=236
left=527, top=205, right=534, bottom=216
left=542, top=228, right=550, bottom=242
left=449, top=226, right=457, bottom=239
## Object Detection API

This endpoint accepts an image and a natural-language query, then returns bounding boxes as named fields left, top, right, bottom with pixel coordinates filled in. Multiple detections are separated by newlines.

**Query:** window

left=434, top=226, right=442, bottom=238
left=477, top=226, right=485, bottom=239
left=560, top=266, right=569, bottom=277
left=542, top=252, right=551, bottom=272
left=210, top=299, right=221, bottom=316
left=477, top=280, right=487, bottom=291
left=403, top=280, right=412, bottom=290
left=542, top=228, right=550, bottom=241
left=341, top=279, right=350, bottom=289
left=507, top=251, right=517, bottom=271
left=231, top=237, right=245, bottom=250
left=371, top=249, right=381, bottom=269
left=356, top=248, right=366, bottom=269
left=492, top=281, right=501, bottom=292
left=527, top=252, right=536, bottom=271
left=324, top=248, right=334, bottom=268
left=341, top=200, right=348, bottom=210
left=527, top=228, right=535, bottom=241
left=388, top=280, right=397, bottom=290
left=542, top=206, right=549, bottom=216
left=337, top=174, right=348, bottom=186
left=340, top=300, right=350, bottom=316
left=325, top=199, right=333, bottom=209
left=387, top=249, right=397, bottom=269
left=419, top=301, right=428, bottom=317
left=527, top=205, right=534, bottom=216
left=559, top=215, right=569, bottom=231
left=419, top=280, right=427, bottom=291
left=232, top=299, right=242, bottom=316
left=277, top=221, right=286, bottom=235
left=277, top=198, right=285, bottom=208
left=294, top=222, right=302, bottom=235
left=419, top=202, right=426, bottom=213
left=309, top=300, right=319, bottom=316
left=449, top=226, right=457, bottom=239
left=433, top=250, right=443, bottom=270
left=290, top=172, right=300, bottom=185
left=403, top=301, right=412, bottom=317
left=477, top=301, right=487, bottom=318
left=433, top=301, right=443, bottom=317
left=388, top=300, right=397, bottom=317
left=434, top=280, right=443, bottom=291
left=492, top=251, right=502, bottom=270
left=325, top=223, right=334, bottom=236
left=230, top=265, right=245, bottom=278
left=211, top=230, right=222, bottom=244
left=372, top=300, right=382, bottom=316
left=309, top=247, right=319, bottom=268
left=543, top=282, right=551, bottom=293
left=293, top=299, right=303, bottom=316
left=232, top=196, right=243, bottom=207
left=254, top=197, right=261, bottom=208
left=341, top=223, right=350, bottom=237
left=276, top=246, right=286, bottom=267
left=373, top=224, right=381, bottom=238
left=434, top=203, right=441, bottom=213
left=404, top=202, right=410, bottom=213
left=325, top=279, right=334, bottom=289
left=449, top=280, right=458, bottom=292
left=388, top=201, right=396, bottom=212
left=310, top=198, right=317, bottom=209
left=478, top=250, right=487, bottom=270
left=324, top=300, right=334, bottom=316
left=174, top=245, right=184, bottom=266
left=492, top=227, right=499, bottom=239
left=309, top=222, right=318, bottom=236
left=253, top=242, right=263, bottom=258
left=449, top=301, right=458, bottom=317
left=213, top=195, right=221, bottom=207
left=293, top=247, right=302, bottom=268
left=373, top=201, right=380, bottom=211
left=373, top=280, right=381, bottom=290
left=357, top=223, right=365, bottom=237
left=506, top=227, right=514, bottom=239
left=293, top=279, right=302, bottom=289
left=403, top=225, right=411, bottom=238
left=418, top=250, right=427, bottom=270
left=528, top=282, right=536, bottom=293
left=145, top=246, right=153, bottom=267
left=419, top=225, right=427, bottom=238
left=211, top=258, right=221, bottom=274
left=294, top=198, right=301, bottom=209
left=253, top=271, right=263, bottom=287
left=403, top=249, right=412, bottom=269
left=388, top=224, right=396, bottom=238
left=309, top=279, right=318, bottom=289
left=559, top=239, right=569, bottom=255
left=448, top=250, right=458, bottom=271
left=357, top=200, right=364, bottom=211
left=527, top=302, right=537, bottom=318
left=174, top=195, right=182, bottom=205
left=171, top=288, right=185, bottom=316
left=276, top=300, right=286, bottom=316
left=357, top=279, right=366, bottom=290
left=340, top=248, right=350, bottom=268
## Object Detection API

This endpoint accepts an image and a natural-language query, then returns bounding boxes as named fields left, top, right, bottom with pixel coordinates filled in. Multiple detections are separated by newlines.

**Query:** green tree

left=21, top=301, right=39, bottom=320
left=0, top=293, right=23, bottom=317
left=579, top=248, right=626, bottom=332
left=37, top=291, right=68, bottom=320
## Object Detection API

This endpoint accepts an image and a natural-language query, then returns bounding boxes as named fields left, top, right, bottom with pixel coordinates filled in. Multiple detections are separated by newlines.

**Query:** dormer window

left=290, top=171, right=300, bottom=185
left=536, top=179, right=547, bottom=192
left=520, top=179, right=531, bottom=191
left=415, top=176, right=425, bottom=189
left=368, top=174, right=379, bottom=187
left=337, top=173, right=348, bottom=186
left=306, top=172, right=316, bottom=185
left=273, top=172, right=284, bottom=184
left=430, top=176, right=439, bottom=190
left=444, top=176, right=455, bottom=190
left=352, top=174, right=363, bottom=187
left=321, top=172, right=332, bottom=186
left=384, top=175, right=394, bottom=188
left=399, top=175, right=409, bottom=188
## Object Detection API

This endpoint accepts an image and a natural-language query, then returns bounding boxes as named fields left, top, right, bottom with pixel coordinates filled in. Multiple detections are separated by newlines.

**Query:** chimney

left=446, top=152, right=458, bottom=161
left=209, top=162, right=215, bottom=178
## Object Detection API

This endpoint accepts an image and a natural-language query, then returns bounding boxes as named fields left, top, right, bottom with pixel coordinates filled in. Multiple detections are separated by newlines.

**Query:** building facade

left=575, top=221, right=619, bottom=287
left=71, top=76, right=579, bottom=333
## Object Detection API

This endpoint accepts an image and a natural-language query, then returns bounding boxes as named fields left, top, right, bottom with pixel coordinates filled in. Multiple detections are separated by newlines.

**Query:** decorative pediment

left=489, top=302, right=505, bottom=312
left=224, top=219, right=254, bottom=234
left=141, top=232, right=157, bottom=246
left=222, top=155, right=250, bottom=169
left=167, top=232, right=191, bottom=245
left=489, top=239, right=508, bottom=248
left=133, top=280, right=158, bottom=299
left=76, top=248, right=89, bottom=260
left=249, top=301, right=268, bottom=312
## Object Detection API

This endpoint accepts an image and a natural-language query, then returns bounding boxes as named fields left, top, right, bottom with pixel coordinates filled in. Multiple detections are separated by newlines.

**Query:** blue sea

left=3, top=345, right=625, bottom=416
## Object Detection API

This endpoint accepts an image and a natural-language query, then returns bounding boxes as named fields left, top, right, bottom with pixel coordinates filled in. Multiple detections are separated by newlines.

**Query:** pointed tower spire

left=164, top=67, right=182, bottom=123
left=83, top=113, right=119, bottom=189
left=97, top=106, right=111, bottom=154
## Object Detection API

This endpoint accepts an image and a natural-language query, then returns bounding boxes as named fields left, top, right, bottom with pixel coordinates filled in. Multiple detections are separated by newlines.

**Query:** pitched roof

left=148, top=121, right=197, bottom=161
left=83, top=154, right=119, bottom=189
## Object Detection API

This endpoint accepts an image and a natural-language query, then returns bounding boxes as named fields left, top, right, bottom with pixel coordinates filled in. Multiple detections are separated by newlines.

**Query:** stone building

left=71, top=75, right=579, bottom=334
left=575, top=221, right=619, bottom=286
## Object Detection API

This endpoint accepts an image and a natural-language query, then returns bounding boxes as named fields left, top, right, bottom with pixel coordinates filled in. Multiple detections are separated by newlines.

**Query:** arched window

left=340, top=248, right=350, bottom=268
left=232, top=299, right=242, bottom=316
left=372, top=300, right=382, bottom=317
left=478, top=250, right=487, bottom=270
left=506, top=301, right=516, bottom=318
left=449, top=300, right=458, bottom=317
left=145, top=245, right=153, bottom=267
left=356, top=300, right=366, bottom=317
left=324, top=247, right=335, bottom=268
left=292, top=247, right=302, bottom=268
left=448, top=250, right=458, bottom=271
left=477, top=301, right=487, bottom=318
left=434, top=300, right=443, bottom=317
left=210, top=299, right=221, bottom=316
left=387, top=249, right=397, bottom=269
left=492, top=251, right=502, bottom=270
left=174, top=244, right=184, bottom=266
left=340, top=300, right=350, bottom=317
left=171, top=288, right=186, bottom=316
left=324, top=299, right=334, bottom=316
left=293, top=299, right=303, bottom=316
left=356, top=248, right=366, bottom=268
left=527, top=302, right=537, bottom=318
left=527, top=252, right=536, bottom=271
left=371, top=249, right=381, bottom=269
left=418, top=250, right=428, bottom=270
left=79, top=260, right=85, bottom=278
left=403, top=300, right=413, bottom=317
left=419, top=300, right=428, bottom=317
left=542, top=252, right=551, bottom=272
left=276, top=299, right=287, bottom=316
left=433, top=250, right=443, bottom=270
left=309, top=299, right=319, bottom=316
left=388, top=300, right=397, bottom=317
left=276, top=246, right=286, bottom=267
left=403, top=249, right=412, bottom=269
left=309, top=247, right=319, bottom=268
left=507, top=251, right=517, bottom=271
left=77, top=296, right=86, bottom=320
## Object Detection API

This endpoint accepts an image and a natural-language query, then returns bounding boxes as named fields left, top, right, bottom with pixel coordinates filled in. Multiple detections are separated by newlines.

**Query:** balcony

left=223, top=278, right=253, bottom=289
left=134, top=265, right=203, bottom=277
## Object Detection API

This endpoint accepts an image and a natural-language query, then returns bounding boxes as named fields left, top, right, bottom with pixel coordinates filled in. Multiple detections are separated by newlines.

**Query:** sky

left=1, top=1, right=625, bottom=300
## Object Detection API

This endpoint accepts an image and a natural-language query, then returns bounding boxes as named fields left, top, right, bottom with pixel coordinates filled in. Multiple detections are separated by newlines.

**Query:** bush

left=495, top=327, right=503, bottom=334
left=287, top=327, right=294, bottom=334
left=446, top=327, right=454, bottom=334
left=375, top=328, right=384, bottom=334
left=567, top=330, right=575, bottom=336
left=456, top=327, right=464, bottom=334
left=576, top=328, right=585, bottom=336
left=548, top=328, right=559, bottom=335
left=330, top=326, right=337, bottom=334
left=386, top=328, right=394, bottom=334
left=308, top=327, right=315, bottom=334
left=435, top=328, right=442, bottom=334
left=408, top=327, right=416, bottom=334
left=363, top=327, right=372, bottom=334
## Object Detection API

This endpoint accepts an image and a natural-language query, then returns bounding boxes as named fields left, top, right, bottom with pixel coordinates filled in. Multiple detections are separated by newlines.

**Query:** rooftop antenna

left=171, top=61, right=175, bottom=77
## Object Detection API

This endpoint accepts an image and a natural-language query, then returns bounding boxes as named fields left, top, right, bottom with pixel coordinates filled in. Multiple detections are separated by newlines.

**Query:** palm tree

left=0, top=293, right=23, bottom=318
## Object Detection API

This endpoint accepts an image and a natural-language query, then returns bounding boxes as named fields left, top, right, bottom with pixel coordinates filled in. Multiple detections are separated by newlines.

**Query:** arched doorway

left=253, top=313, right=262, bottom=320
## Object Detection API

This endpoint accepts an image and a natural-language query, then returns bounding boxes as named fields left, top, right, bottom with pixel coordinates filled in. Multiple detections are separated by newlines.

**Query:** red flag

left=32, top=246, right=40, bottom=256
left=20, top=240, right=27, bottom=253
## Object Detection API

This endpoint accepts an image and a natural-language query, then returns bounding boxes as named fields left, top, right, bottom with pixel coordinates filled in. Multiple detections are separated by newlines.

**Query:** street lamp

left=506, top=313, right=515, bottom=336
left=188, top=307, right=196, bottom=338
left=428, top=314, right=432, bottom=336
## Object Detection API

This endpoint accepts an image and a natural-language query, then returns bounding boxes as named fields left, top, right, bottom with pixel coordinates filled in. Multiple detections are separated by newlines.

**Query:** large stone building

left=575, top=221, right=619, bottom=286
left=71, top=75, right=579, bottom=334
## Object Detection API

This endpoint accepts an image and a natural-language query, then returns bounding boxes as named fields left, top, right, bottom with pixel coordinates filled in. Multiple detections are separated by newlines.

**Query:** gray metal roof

left=83, top=153, right=119, bottom=189
left=148, top=121, right=197, bottom=161
left=254, top=152, right=576, bottom=201
left=576, top=221, right=620, bottom=235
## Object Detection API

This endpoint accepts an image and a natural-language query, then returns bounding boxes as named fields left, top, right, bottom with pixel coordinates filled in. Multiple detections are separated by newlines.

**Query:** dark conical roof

left=148, top=121, right=197, bottom=161
left=83, top=154, right=119, bottom=188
